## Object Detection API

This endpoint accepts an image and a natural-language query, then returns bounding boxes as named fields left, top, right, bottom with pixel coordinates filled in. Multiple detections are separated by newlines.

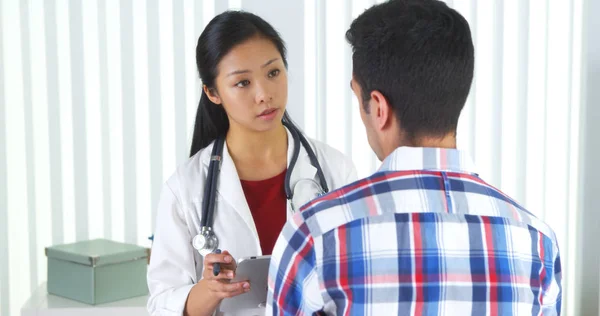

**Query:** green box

left=45, top=238, right=149, bottom=305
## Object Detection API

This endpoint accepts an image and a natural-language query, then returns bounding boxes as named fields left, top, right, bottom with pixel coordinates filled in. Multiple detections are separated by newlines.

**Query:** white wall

left=577, top=0, right=600, bottom=314
left=0, top=0, right=592, bottom=315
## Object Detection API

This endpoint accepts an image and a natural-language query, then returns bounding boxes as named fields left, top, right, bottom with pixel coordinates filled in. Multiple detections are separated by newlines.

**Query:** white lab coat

left=147, top=127, right=357, bottom=316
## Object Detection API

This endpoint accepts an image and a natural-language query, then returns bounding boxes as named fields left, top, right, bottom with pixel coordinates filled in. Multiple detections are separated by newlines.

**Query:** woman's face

left=205, top=36, right=288, bottom=133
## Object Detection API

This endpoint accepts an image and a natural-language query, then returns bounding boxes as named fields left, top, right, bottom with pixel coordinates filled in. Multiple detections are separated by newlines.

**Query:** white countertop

left=21, top=282, right=149, bottom=316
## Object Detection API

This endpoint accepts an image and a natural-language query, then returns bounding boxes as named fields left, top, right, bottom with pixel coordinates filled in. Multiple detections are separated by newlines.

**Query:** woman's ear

left=203, top=85, right=222, bottom=105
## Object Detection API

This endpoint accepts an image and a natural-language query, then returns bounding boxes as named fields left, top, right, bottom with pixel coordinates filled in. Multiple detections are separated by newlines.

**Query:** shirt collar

left=379, top=147, right=477, bottom=175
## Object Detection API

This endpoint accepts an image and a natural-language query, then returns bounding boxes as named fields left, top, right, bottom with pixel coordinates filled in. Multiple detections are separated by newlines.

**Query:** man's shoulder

left=295, top=169, right=559, bottom=249
left=297, top=168, right=436, bottom=217
left=458, top=175, right=560, bottom=247
left=294, top=171, right=394, bottom=238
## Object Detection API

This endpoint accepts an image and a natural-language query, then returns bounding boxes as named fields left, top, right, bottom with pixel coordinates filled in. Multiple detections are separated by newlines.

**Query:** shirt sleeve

left=266, top=217, right=324, bottom=316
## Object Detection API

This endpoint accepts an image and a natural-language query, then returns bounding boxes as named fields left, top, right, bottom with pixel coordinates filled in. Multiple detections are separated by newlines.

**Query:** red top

left=240, top=169, right=287, bottom=255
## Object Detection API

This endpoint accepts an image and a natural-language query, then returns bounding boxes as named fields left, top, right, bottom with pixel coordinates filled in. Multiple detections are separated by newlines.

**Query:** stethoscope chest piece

left=192, top=226, right=218, bottom=257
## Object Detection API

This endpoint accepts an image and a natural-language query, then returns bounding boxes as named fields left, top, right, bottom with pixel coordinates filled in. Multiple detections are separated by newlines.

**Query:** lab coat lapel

left=199, top=129, right=319, bottom=240
left=201, top=142, right=260, bottom=246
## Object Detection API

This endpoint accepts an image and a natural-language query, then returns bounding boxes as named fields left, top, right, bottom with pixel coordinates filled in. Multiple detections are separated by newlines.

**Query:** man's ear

left=369, top=90, right=393, bottom=131
left=203, top=85, right=222, bottom=105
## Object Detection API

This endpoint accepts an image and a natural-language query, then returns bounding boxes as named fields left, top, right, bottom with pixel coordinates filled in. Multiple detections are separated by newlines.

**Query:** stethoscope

left=191, top=121, right=329, bottom=271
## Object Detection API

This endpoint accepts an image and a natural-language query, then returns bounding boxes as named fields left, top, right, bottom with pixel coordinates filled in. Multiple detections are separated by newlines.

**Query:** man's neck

left=410, top=134, right=457, bottom=149
left=382, top=133, right=457, bottom=159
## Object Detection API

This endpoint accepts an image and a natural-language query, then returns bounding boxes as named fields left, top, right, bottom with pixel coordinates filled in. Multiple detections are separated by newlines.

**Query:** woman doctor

left=147, top=11, right=357, bottom=316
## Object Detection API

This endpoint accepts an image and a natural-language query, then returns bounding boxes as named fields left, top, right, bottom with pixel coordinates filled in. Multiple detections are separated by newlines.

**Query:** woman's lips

left=257, top=108, right=279, bottom=120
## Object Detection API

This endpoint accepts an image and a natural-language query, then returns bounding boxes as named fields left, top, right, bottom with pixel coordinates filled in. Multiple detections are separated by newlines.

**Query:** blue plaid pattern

left=267, top=147, right=561, bottom=316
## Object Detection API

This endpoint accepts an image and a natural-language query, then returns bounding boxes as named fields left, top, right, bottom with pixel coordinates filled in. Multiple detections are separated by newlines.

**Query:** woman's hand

left=201, top=250, right=250, bottom=299
left=184, top=250, right=250, bottom=316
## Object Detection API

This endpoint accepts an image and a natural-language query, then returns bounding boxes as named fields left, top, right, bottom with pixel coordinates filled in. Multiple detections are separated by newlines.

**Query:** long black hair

left=190, top=11, right=297, bottom=157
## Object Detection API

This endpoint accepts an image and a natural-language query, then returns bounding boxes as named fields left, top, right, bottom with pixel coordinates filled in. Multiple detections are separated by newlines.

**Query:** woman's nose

left=254, top=80, right=273, bottom=104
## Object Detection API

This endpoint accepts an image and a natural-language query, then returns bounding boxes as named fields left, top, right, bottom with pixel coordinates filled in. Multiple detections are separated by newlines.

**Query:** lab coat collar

left=199, top=126, right=317, bottom=251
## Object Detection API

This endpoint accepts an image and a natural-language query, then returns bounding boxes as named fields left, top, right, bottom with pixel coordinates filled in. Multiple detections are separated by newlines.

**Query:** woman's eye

left=268, top=69, right=280, bottom=78
left=236, top=80, right=250, bottom=88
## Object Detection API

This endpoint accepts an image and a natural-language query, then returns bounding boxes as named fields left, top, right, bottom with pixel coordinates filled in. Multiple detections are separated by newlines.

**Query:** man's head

left=347, top=0, right=475, bottom=160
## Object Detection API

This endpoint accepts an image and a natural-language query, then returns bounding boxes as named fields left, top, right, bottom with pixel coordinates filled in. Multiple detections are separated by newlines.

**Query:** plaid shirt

left=267, top=147, right=561, bottom=316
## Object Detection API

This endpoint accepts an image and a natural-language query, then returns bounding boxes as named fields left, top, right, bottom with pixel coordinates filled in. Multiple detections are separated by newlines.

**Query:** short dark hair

left=346, top=0, right=475, bottom=140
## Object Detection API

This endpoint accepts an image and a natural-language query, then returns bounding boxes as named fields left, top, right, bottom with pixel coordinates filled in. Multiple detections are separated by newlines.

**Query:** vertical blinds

left=0, top=0, right=585, bottom=315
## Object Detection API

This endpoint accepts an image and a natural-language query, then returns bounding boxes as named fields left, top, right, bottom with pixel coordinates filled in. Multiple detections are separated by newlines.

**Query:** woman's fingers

left=203, top=251, right=236, bottom=280
left=204, top=262, right=236, bottom=274
left=218, top=287, right=247, bottom=298
left=203, top=268, right=236, bottom=281
left=220, top=250, right=237, bottom=270
left=203, top=252, right=234, bottom=266
left=203, top=250, right=237, bottom=271
left=209, top=280, right=250, bottom=299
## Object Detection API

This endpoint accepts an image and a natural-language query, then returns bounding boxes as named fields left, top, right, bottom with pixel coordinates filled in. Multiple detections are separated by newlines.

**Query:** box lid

left=45, top=239, right=148, bottom=267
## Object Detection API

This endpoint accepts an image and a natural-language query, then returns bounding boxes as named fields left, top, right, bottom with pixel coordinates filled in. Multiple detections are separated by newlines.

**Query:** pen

left=213, top=249, right=221, bottom=276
